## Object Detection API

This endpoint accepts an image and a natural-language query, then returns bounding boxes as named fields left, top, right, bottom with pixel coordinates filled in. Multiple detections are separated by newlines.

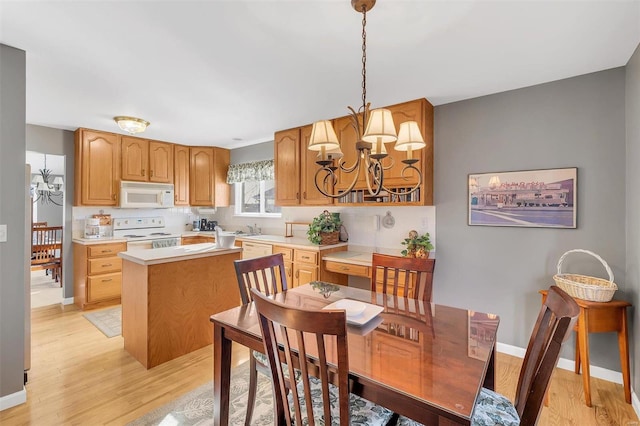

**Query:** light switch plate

left=0, top=224, right=7, bottom=242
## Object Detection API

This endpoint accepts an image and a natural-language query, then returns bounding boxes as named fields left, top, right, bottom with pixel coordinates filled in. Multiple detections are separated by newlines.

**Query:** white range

left=112, top=216, right=182, bottom=250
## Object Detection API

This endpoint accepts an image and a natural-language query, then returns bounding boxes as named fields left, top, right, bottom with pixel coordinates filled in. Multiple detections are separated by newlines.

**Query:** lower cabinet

left=74, top=242, right=127, bottom=310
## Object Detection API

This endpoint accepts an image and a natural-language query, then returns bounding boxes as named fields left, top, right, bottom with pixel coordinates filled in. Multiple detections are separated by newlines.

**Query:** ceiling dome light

left=114, top=116, right=150, bottom=134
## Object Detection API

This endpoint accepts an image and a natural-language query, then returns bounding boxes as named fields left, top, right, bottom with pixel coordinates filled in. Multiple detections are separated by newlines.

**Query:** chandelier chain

left=361, top=5, right=367, bottom=115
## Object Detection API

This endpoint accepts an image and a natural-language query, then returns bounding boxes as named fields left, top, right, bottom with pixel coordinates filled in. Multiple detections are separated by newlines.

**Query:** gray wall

left=26, top=125, right=75, bottom=299
left=0, top=44, right=27, bottom=401
left=626, top=44, right=640, bottom=397
left=435, top=68, right=628, bottom=370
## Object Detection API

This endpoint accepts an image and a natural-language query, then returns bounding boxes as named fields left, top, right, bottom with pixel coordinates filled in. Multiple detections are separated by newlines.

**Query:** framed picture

left=468, top=167, right=577, bottom=228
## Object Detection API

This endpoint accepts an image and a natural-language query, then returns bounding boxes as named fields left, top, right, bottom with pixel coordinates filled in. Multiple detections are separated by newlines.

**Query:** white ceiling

left=2, top=1, right=639, bottom=149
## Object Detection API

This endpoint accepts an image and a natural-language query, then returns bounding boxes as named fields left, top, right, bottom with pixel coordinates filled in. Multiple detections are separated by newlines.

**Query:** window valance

left=226, top=159, right=274, bottom=184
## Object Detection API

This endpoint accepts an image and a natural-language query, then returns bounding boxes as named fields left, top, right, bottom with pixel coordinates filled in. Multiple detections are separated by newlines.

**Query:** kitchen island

left=118, top=244, right=242, bottom=368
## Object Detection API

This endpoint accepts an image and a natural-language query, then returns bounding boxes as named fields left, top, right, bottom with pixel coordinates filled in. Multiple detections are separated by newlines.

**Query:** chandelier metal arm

left=378, top=163, right=423, bottom=196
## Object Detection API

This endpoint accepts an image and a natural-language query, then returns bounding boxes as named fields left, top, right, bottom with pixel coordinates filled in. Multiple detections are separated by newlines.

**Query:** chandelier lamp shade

left=308, top=0, right=425, bottom=199
left=32, top=155, right=64, bottom=206
left=113, top=116, right=150, bottom=134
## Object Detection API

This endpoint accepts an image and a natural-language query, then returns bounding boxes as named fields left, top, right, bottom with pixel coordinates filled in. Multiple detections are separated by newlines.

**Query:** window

left=234, top=180, right=281, bottom=217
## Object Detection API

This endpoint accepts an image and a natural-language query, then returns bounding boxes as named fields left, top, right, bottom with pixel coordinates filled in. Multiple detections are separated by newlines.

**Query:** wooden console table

left=539, top=290, right=631, bottom=407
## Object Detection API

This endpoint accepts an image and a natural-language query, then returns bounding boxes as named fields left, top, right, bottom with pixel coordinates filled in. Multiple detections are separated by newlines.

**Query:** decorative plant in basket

left=401, top=230, right=433, bottom=258
left=307, top=210, right=342, bottom=245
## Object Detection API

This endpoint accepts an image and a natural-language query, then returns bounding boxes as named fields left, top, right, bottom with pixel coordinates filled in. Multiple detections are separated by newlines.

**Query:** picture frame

left=468, top=167, right=577, bottom=228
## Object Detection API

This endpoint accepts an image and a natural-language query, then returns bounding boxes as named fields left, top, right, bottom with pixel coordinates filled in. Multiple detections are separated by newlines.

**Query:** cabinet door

left=300, top=124, right=333, bottom=205
left=76, top=129, right=120, bottom=206
left=383, top=99, right=425, bottom=186
left=149, top=141, right=173, bottom=183
left=274, top=128, right=300, bottom=205
left=294, top=263, right=318, bottom=287
left=190, top=147, right=214, bottom=206
left=121, top=136, right=149, bottom=181
left=174, top=144, right=190, bottom=205
left=212, top=147, right=230, bottom=207
left=333, top=115, right=364, bottom=191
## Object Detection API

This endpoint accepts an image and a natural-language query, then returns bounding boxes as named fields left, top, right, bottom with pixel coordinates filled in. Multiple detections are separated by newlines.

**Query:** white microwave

left=119, top=181, right=175, bottom=208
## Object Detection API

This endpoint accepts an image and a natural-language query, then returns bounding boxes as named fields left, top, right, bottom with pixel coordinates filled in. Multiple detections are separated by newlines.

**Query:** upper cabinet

left=274, top=98, right=434, bottom=206
left=274, top=126, right=334, bottom=206
left=174, top=144, right=190, bottom=206
left=121, top=137, right=173, bottom=183
left=189, top=147, right=230, bottom=207
left=274, top=128, right=301, bottom=206
left=74, top=128, right=229, bottom=207
left=74, top=129, right=120, bottom=206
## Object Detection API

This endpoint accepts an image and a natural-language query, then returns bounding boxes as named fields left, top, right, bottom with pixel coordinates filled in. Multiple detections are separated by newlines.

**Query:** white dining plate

left=323, top=300, right=384, bottom=326
left=333, top=299, right=367, bottom=317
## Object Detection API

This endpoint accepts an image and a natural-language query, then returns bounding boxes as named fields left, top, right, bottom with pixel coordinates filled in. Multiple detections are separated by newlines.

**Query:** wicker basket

left=553, top=249, right=617, bottom=302
left=319, top=231, right=340, bottom=245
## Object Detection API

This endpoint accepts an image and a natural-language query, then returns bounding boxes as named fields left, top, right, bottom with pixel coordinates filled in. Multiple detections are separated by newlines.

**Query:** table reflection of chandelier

left=31, top=155, right=64, bottom=206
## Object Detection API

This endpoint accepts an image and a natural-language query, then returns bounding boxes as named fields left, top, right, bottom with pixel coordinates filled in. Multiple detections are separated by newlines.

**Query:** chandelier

left=114, top=116, right=150, bottom=134
left=308, top=0, right=425, bottom=199
left=32, top=155, right=64, bottom=206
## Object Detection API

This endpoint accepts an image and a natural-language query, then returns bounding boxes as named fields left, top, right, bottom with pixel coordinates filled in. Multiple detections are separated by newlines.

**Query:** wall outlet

left=0, top=224, right=6, bottom=242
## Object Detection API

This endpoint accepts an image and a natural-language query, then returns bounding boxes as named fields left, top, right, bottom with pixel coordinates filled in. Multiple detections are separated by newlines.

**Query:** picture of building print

left=468, top=167, right=577, bottom=228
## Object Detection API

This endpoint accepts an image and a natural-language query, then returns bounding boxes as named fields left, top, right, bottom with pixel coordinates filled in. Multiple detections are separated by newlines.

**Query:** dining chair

left=233, top=253, right=289, bottom=426
left=371, top=253, right=436, bottom=302
left=31, top=226, right=63, bottom=285
left=398, top=285, right=580, bottom=426
left=32, top=221, right=48, bottom=227
left=250, top=288, right=394, bottom=426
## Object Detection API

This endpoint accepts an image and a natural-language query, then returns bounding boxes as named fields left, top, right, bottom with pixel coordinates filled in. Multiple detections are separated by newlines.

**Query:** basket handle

left=556, top=249, right=614, bottom=283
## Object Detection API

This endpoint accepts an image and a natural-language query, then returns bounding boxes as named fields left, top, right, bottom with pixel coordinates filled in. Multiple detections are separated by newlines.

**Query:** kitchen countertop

left=72, top=236, right=128, bottom=245
left=322, top=250, right=373, bottom=266
left=118, top=243, right=242, bottom=266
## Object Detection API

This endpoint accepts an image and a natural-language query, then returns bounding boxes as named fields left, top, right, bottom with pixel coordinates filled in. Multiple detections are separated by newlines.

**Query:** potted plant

left=307, top=210, right=342, bottom=245
left=401, top=230, right=434, bottom=258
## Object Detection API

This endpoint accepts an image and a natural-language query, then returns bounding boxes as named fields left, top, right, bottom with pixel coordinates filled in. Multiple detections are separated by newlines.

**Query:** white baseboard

left=497, top=342, right=623, bottom=384
left=632, top=389, right=640, bottom=420
left=62, top=297, right=74, bottom=305
left=0, top=387, right=26, bottom=411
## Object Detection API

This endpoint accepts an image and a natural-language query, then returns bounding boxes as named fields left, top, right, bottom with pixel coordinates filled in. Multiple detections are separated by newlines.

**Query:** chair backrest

left=251, top=288, right=350, bottom=426
left=31, top=226, right=63, bottom=264
left=514, top=285, right=579, bottom=424
left=234, top=253, right=288, bottom=305
left=371, top=253, right=436, bottom=302
left=33, top=221, right=48, bottom=228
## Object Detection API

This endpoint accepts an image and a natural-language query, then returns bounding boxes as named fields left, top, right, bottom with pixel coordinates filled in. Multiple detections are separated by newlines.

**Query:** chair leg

left=246, top=355, right=258, bottom=426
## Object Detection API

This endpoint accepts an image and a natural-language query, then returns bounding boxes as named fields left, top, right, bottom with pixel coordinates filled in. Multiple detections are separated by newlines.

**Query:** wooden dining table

left=210, top=283, right=500, bottom=426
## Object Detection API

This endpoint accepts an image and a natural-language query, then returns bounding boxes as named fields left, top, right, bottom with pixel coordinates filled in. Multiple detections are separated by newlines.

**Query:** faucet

left=247, top=225, right=255, bottom=235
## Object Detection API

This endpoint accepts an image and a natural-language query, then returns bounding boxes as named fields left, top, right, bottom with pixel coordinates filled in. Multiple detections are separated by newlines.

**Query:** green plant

left=400, top=230, right=433, bottom=258
left=307, top=210, right=342, bottom=245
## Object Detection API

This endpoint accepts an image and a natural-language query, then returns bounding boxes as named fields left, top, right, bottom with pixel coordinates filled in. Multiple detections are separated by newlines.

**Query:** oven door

left=126, top=240, right=154, bottom=251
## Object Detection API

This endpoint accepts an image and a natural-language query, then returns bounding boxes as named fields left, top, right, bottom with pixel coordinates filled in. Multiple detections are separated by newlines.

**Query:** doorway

left=27, top=151, right=65, bottom=309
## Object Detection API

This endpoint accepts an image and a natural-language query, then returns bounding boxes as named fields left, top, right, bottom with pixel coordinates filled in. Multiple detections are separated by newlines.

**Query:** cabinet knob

left=150, top=170, right=154, bottom=177
left=142, top=169, right=145, bottom=176
left=112, top=194, right=116, bottom=200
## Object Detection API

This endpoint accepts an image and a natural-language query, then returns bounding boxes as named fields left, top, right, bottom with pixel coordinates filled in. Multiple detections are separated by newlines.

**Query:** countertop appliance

left=113, top=217, right=182, bottom=250
left=119, top=181, right=175, bottom=209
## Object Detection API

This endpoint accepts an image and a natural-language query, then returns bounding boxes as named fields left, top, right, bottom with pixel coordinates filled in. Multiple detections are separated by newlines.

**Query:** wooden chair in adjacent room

left=250, top=288, right=394, bottom=426
left=397, top=285, right=580, bottom=426
left=233, top=253, right=289, bottom=426
left=371, top=253, right=436, bottom=302
left=31, top=226, right=63, bottom=286
left=32, top=221, right=48, bottom=228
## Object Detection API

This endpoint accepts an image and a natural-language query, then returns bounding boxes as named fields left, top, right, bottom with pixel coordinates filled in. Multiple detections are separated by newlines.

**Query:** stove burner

left=150, top=232, right=171, bottom=236
left=123, top=234, right=145, bottom=238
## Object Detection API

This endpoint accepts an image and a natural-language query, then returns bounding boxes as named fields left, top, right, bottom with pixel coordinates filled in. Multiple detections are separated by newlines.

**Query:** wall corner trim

left=497, top=342, right=624, bottom=384
left=0, top=387, right=26, bottom=411
left=62, top=297, right=74, bottom=305
left=632, top=389, right=640, bottom=420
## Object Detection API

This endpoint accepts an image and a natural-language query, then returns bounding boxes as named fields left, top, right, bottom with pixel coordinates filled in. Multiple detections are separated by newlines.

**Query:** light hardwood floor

left=0, top=303, right=637, bottom=425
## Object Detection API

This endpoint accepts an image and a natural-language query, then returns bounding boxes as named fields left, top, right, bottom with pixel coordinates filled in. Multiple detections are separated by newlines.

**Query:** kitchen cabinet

left=174, top=144, right=190, bottom=206
left=272, top=245, right=293, bottom=284
left=74, top=129, right=121, bottom=206
left=274, top=126, right=333, bottom=206
left=190, top=147, right=230, bottom=207
left=121, top=137, right=173, bottom=183
left=181, top=235, right=214, bottom=245
left=73, top=241, right=127, bottom=310
left=274, top=128, right=301, bottom=206
left=293, top=249, right=318, bottom=287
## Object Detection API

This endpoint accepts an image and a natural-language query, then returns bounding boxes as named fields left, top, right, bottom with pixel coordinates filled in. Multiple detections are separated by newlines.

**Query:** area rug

left=127, top=360, right=274, bottom=425
left=82, top=306, right=121, bottom=338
